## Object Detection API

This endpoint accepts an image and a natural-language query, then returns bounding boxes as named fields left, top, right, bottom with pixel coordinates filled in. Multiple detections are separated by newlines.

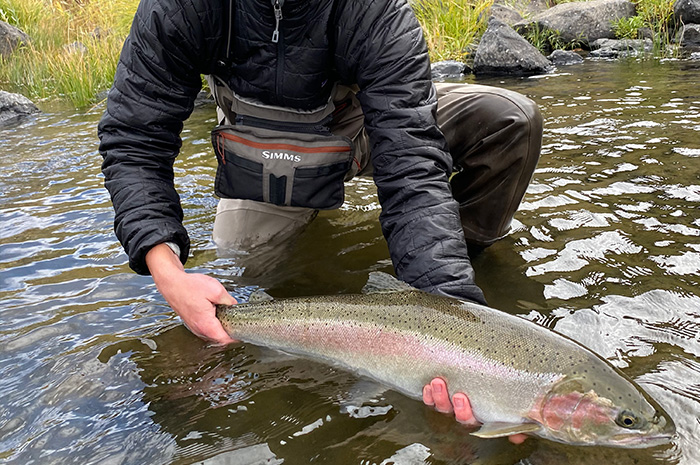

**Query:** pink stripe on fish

left=235, top=319, right=560, bottom=388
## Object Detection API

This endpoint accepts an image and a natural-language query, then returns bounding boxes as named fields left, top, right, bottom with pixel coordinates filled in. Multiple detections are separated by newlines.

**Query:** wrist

left=146, top=243, right=186, bottom=282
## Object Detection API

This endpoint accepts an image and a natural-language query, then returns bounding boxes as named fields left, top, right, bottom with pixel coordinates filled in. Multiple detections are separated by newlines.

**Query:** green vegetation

left=412, top=0, right=493, bottom=62
left=612, top=0, right=677, bottom=53
left=0, top=0, right=138, bottom=107
left=520, top=23, right=569, bottom=53
left=613, top=15, right=646, bottom=39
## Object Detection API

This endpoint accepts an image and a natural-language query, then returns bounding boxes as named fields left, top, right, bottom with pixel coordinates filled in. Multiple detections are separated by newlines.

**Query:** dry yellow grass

left=0, top=0, right=138, bottom=106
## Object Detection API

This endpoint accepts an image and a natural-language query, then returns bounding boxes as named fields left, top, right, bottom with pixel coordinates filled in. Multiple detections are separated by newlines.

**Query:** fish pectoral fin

left=471, top=422, right=541, bottom=438
left=249, top=289, right=274, bottom=303
left=362, top=272, right=416, bottom=294
left=339, top=379, right=388, bottom=408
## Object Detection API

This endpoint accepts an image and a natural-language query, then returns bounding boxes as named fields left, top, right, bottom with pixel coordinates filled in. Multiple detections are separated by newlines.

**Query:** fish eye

left=615, top=410, right=641, bottom=429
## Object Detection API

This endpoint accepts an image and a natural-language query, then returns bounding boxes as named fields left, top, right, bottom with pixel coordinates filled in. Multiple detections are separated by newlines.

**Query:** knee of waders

left=487, top=90, right=543, bottom=146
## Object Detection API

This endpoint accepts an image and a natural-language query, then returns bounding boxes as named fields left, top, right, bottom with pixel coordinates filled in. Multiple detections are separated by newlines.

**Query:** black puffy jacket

left=98, top=0, right=486, bottom=304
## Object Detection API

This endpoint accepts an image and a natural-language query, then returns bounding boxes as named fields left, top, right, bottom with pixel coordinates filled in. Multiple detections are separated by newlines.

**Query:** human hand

left=422, top=378, right=527, bottom=444
left=146, top=243, right=237, bottom=345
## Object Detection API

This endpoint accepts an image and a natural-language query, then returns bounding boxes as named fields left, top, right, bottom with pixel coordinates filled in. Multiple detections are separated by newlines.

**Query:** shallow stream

left=1, top=58, right=699, bottom=464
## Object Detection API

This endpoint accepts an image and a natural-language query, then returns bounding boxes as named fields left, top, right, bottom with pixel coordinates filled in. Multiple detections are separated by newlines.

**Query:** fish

left=215, top=272, right=675, bottom=448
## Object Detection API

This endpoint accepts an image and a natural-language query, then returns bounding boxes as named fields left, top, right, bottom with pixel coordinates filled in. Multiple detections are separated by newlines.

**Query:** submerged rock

left=514, top=0, right=637, bottom=47
left=0, top=91, right=40, bottom=128
left=474, top=18, right=554, bottom=76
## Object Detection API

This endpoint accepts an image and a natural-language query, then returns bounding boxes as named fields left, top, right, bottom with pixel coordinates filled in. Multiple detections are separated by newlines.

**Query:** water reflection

left=0, top=59, right=699, bottom=464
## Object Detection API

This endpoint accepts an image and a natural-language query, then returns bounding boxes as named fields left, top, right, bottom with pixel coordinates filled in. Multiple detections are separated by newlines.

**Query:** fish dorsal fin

left=248, top=289, right=274, bottom=303
left=471, top=422, right=542, bottom=438
left=362, top=272, right=415, bottom=294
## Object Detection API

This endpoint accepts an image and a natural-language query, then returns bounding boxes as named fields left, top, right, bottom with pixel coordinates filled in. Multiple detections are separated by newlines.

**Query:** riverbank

left=0, top=0, right=687, bottom=107
left=0, top=0, right=137, bottom=107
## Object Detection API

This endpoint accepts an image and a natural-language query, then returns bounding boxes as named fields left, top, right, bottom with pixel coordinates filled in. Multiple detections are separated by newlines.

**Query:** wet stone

left=431, top=60, right=469, bottom=80
left=0, top=90, right=40, bottom=128
left=589, top=38, right=654, bottom=58
left=548, top=49, right=585, bottom=66
left=473, top=18, right=554, bottom=76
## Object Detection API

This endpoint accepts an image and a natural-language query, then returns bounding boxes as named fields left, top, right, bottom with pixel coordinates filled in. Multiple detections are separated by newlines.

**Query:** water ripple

left=2, top=61, right=700, bottom=465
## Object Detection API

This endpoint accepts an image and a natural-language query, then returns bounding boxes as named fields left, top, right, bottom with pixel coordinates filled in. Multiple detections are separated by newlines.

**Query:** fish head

left=532, top=370, right=675, bottom=448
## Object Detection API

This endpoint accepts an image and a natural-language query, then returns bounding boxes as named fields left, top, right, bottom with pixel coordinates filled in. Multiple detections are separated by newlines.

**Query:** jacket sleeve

left=98, top=0, right=221, bottom=275
left=335, top=0, right=486, bottom=304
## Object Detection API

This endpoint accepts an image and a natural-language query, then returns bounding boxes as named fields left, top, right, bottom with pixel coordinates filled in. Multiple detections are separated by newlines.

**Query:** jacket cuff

left=164, top=241, right=181, bottom=257
left=129, top=231, right=190, bottom=276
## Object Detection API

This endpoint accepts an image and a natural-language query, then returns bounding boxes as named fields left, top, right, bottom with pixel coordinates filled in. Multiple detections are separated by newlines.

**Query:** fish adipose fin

left=362, top=272, right=415, bottom=294
left=248, top=289, right=275, bottom=303
left=471, top=422, right=542, bottom=438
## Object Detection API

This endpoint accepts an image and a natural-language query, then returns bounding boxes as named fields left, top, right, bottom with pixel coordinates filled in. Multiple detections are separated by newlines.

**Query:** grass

left=0, top=0, right=138, bottom=107
left=520, top=23, right=572, bottom=54
left=412, top=0, right=493, bottom=62
left=612, top=0, right=677, bottom=54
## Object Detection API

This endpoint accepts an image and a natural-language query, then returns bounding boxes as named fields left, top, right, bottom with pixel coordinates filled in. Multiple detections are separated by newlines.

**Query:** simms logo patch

left=261, top=150, right=301, bottom=163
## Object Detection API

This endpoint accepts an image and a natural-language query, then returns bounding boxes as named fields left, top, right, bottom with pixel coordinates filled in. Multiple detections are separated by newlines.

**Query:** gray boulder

left=495, top=0, right=550, bottom=17
left=589, top=38, right=654, bottom=57
left=431, top=60, right=469, bottom=80
left=678, top=24, right=700, bottom=47
left=674, top=0, right=700, bottom=24
left=515, top=0, right=637, bottom=47
left=473, top=18, right=554, bottom=76
left=488, top=4, right=524, bottom=26
left=548, top=49, right=585, bottom=65
left=0, top=90, right=40, bottom=128
left=0, top=20, right=29, bottom=58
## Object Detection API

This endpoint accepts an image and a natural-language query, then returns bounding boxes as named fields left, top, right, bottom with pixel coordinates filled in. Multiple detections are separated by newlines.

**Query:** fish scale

left=216, top=272, right=674, bottom=447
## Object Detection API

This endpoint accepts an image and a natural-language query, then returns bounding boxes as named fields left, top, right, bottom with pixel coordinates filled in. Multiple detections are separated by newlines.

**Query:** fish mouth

left=609, top=432, right=675, bottom=449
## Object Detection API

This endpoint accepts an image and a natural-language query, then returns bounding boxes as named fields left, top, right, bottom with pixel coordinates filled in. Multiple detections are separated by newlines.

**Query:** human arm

left=146, top=244, right=236, bottom=344
left=333, top=1, right=527, bottom=439
left=98, top=0, right=234, bottom=341
left=333, top=0, right=486, bottom=304
left=98, top=0, right=223, bottom=274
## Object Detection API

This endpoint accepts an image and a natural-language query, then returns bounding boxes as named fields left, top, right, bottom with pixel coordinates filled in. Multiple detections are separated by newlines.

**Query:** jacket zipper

left=234, top=115, right=332, bottom=135
left=235, top=115, right=332, bottom=136
left=271, top=0, right=285, bottom=103
left=271, top=0, right=283, bottom=43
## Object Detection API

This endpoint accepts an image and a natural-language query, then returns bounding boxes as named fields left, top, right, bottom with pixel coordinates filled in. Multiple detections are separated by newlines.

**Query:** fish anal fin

left=471, top=422, right=541, bottom=438
left=362, top=272, right=415, bottom=294
left=249, top=289, right=274, bottom=303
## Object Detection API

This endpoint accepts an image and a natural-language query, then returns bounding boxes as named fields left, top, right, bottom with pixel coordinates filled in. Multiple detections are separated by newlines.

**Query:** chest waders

left=206, top=72, right=370, bottom=252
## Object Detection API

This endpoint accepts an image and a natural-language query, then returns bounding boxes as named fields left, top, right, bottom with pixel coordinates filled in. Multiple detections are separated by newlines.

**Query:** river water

left=1, top=58, right=699, bottom=465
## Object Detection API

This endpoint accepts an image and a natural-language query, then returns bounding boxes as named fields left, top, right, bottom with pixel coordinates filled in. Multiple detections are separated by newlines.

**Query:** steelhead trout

left=216, top=272, right=675, bottom=447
